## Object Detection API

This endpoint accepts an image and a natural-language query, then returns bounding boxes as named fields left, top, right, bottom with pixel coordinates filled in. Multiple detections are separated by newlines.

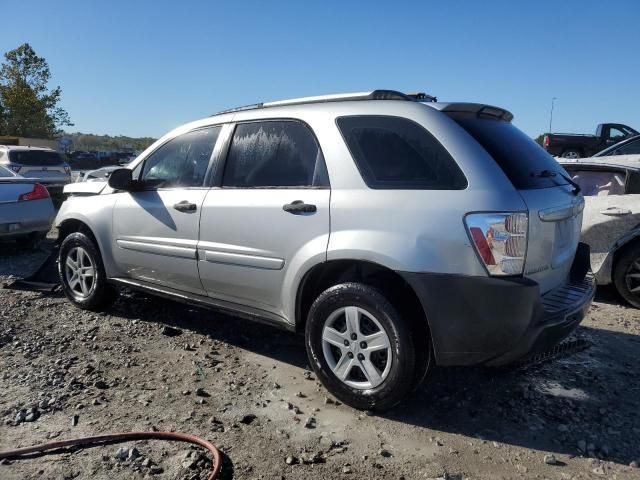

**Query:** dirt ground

left=1, top=238, right=639, bottom=480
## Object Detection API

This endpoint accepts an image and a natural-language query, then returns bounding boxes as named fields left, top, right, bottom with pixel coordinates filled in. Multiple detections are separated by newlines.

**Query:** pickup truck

left=542, top=123, right=638, bottom=159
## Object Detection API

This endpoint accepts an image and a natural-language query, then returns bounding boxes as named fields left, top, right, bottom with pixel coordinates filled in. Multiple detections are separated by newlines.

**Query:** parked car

left=0, top=145, right=72, bottom=198
left=594, top=134, right=640, bottom=158
left=54, top=90, right=594, bottom=410
left=0, top=165, right=55, bottom=247
left=559, top=157, right=640, bottom=308
left=542, top=123, right=638, bottom=159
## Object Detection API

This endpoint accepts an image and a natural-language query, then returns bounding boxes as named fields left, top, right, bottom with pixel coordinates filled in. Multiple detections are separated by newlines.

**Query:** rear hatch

left=9, top=150, right=69, bottom=181
left=449, top=111, right=583, bottom=294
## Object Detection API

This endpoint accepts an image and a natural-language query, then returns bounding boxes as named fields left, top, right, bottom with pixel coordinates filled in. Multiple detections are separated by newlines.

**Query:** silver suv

left=0, top=145, right=71, bottom=197
left=54, top=90, right=595, bottom=410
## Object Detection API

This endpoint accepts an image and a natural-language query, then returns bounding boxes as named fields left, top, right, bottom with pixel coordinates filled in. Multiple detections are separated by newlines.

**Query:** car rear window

left=0, top=166, right=14, bottom=177
left=449, top=115, right=568, bottom=190
left=337, top=116, right=467, bottom=189
left=9, top=150, right=64, bottom=166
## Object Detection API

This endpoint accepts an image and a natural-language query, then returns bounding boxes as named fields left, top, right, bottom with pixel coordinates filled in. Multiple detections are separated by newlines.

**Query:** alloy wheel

left=321, top=306, right=392, bottom=389
left=64, top=246, right=96, bottom=299
left=624, top=256, right=640, bottom=299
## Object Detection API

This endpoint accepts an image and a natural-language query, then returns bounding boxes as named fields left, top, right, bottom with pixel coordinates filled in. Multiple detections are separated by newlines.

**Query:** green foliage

left=534, top=134, right=544, bottom=146
left=0, top=43, right=72, bottom=138
left=65, top=132, right=156, bottom=152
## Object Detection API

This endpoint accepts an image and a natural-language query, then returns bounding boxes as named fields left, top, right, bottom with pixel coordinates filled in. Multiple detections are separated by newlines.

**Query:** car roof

left=559, top=155, right=640, bottom=171
left=0, top=145, right=56, bottom=152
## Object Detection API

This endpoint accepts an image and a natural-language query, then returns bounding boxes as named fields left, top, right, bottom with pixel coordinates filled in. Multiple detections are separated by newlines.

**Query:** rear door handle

left=283, top=200, right=317, bottom=214
left=173, top=201, right=197, bottom=212
left=600, top=207, right=632, bottom=216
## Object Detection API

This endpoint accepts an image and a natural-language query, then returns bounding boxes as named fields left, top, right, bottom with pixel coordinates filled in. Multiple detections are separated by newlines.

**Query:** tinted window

left=141, top=127, right=220, bottom=188
left=9, top=150, right=64, bottom=166
left=337, top=116, right=466, bottom=189
left=450, top=115, right=568, bottom=190
left=627, top=171, right=640, bottom=194
left=222, top=121, right=328, bottom=188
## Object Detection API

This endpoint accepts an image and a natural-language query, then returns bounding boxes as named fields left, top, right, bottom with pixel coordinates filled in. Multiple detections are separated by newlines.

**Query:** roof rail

left=213, top=89, right=431, bottom=116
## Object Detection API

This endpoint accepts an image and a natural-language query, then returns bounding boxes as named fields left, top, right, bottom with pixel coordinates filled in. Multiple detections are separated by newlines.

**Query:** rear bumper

left=400, top=247, right=595, bottom=366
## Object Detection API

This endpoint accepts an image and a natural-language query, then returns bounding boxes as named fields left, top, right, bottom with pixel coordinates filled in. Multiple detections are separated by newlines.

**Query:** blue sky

left=1, top=0, right=638, bottom=139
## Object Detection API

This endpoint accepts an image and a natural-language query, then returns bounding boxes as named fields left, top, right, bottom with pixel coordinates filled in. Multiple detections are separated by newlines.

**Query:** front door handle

left=173, top=201, right=197, bottom=213
left=283, top=200, right=317, bottom=214
left=600, top=207, right=632, bottom=216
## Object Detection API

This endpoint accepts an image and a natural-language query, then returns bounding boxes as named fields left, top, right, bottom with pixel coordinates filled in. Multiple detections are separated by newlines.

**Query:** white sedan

left=560, top=156, right=640, bottom=307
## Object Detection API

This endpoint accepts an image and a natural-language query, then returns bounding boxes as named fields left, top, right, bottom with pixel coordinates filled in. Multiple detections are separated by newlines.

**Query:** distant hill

left=64, top=132, right=156, bottom=152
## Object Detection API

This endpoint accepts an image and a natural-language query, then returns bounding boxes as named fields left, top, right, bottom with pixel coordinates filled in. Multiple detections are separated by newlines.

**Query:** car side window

left=222, top=121, right=329, bottom=188
left=337, top=115, right=467, bottom=189
left=608, top=127, right=626, bottom=140
left=565, top=168, right=626, bottom=196
left=141, top=127, right=220, bottom=188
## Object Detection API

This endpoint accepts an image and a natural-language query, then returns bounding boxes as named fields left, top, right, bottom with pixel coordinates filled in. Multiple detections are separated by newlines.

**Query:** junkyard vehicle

left=594, top=134, right=640, bottom=158
left=0, top=145, right=71, bottom=198
left=0, top=165, right=55, bottom=246
left=54, top=90, right=594, bottom=410
left=560, top=158, right=640, bottom=308
left=542, top=123, right=638, bottom=159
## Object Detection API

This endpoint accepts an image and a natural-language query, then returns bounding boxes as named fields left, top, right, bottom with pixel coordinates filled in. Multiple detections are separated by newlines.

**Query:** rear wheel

left=305, top=283, right=416, bottom=411
left=613, top=243, right=640, bottom=308
left=561, top=149, right=582, bottom=159
left=58, top=232, right=118, bottom=311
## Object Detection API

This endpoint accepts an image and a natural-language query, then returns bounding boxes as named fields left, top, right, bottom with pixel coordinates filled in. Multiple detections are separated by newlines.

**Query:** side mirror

left=108, top=168, right=133, bottom=191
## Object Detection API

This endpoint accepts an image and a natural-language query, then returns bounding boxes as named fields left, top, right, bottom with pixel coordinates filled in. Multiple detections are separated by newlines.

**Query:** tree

left=0, top=43, right=72, bottom=138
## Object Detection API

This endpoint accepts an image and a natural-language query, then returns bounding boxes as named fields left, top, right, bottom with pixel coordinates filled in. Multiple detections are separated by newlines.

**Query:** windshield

left=9, top=150, right=64, bottom=166
left=0, top=165, right=15, bottom=177
left=449, top=115, right=569, bottom=190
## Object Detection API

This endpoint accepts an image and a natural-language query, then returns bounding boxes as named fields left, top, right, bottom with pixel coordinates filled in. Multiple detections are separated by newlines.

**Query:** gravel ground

left=1, top=238, right=639, bottom=480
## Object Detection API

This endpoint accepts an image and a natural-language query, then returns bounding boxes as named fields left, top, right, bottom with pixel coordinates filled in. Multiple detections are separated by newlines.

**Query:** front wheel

left=58, top=232, right=118, bottom=311
left=613, top=243, right=640, bottom=309
left=305, top=283, right=416, bottom=411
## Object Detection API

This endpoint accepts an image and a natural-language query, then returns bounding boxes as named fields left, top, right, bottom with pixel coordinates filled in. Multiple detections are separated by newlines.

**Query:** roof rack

left=213, top=89, right=436, bottom=116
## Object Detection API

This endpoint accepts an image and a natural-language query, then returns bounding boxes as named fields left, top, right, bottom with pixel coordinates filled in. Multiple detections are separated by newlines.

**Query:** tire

left=305, top=283, right=416, bottom=411
left=58, top=231, right=118, bottom=311
left=613, top=242, right=640, bottom=309
left=561, top=149, right=582, bottom=159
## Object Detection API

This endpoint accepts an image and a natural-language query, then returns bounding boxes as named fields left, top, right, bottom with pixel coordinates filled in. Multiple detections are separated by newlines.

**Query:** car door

left=198, top=120, right=330, bottom=321
left=111, top=126, right=221, bottom=294
left=564, top=165, right=640, bottom=276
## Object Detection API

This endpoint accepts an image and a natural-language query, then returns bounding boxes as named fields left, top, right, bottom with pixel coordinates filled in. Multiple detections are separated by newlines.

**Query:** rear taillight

left=465, top=212, right=528, bottom=276
left=9, top=164, right=21, bottom=173
left=18, top=183, right=50, bottom=202
left=543, top=135, right=550, bottom=147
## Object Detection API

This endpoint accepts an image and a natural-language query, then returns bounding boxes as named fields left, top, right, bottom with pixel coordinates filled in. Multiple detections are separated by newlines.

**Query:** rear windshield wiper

left=533, top=169, right=581, bottom=196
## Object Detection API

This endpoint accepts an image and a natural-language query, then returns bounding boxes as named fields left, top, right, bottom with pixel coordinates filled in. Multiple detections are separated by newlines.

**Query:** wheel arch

left=295, top=259, right=432, bottom=356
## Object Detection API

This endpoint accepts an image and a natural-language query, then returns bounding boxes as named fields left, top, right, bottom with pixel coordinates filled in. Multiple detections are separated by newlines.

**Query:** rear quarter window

left=450, top=115, right=568, bottom=190
left=337, top=116, right=467, bottom=190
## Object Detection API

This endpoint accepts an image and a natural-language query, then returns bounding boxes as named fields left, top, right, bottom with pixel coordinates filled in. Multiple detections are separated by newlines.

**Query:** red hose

left=0, top=431, right=222, bottom=480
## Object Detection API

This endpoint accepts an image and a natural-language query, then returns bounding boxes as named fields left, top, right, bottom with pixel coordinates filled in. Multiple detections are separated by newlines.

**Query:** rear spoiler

left=434, top=103, right=514, bottom=122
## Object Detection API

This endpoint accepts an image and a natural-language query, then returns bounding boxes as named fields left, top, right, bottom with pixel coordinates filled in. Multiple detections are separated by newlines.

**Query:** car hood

left=63, top=181, right=108, bottom=196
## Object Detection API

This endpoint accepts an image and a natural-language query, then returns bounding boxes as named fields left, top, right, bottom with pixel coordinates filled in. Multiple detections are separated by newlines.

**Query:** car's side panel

left=197, top=188, right=330, bottom=323
left=580, top=194, right=640, bottom=283
left=111, top=189, right=209, bottom=294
